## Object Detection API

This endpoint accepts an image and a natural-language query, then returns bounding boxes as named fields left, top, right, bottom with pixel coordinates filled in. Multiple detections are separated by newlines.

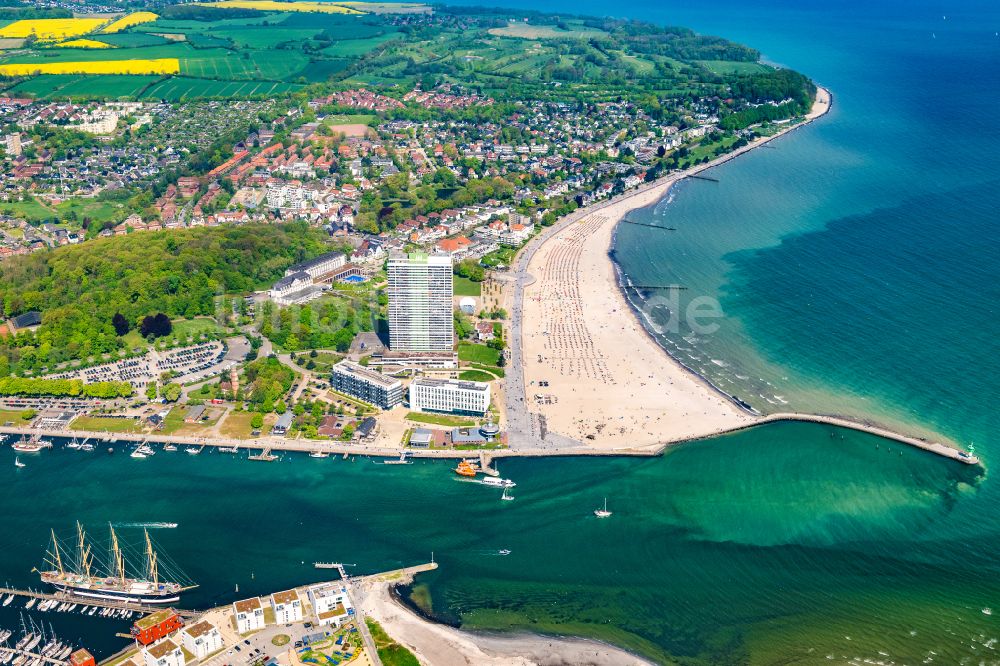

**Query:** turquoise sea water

left=3, top=1, right=1000, bottom=663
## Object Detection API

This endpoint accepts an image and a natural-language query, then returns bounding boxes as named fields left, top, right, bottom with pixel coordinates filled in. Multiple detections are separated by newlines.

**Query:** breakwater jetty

left=0, top=411, right=978, bottom=466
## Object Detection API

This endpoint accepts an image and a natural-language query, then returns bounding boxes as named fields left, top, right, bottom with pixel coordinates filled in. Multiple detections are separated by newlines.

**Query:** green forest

left=0, top=223, right=331, bottom=376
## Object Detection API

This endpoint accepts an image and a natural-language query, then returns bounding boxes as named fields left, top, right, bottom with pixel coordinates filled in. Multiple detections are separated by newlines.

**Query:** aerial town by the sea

left=0, top=0, right=988, bottom=663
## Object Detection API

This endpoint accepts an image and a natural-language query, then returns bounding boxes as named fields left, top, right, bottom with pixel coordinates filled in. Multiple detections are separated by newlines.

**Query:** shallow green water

left=0, top=429, right=992, bottom=664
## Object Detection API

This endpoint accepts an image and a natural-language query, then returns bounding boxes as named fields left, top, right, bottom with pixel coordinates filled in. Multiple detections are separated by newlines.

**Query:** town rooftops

left=274, top=412, right=294, bottom=430
left=331, top=360, right=401, bottom=389
left=183, top=620, right=216, bottom=638
left=412, top=377, right=489, bottom=393
left=308, top=582, right=345, bottom=600
left=271, top=589, right=300, bottom=605
left=409, top=428, right=434, bottom=447
left=11, top=311, right=41, bottom=329
left=273, top=271, right=311, bottom=290
left=286, top=251, right=345, bottom=274
left=233, top=597, right=263, bottom=613
left=70, top=650, right=94, bottom=666
left=134, top=608, right=178, bottom=630
left=357, top=416, right=377, bottom=437
left=145, top=639, right=179, bottom=658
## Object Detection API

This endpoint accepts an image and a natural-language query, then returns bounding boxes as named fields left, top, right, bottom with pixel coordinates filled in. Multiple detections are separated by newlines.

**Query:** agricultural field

left=0, top=58, right=178, bottom=76
left=0, top=18, right=106, bottom=40
left=99, top=12, right=159, bottom=34
left=6, top=73, right=160, bottom=98
left=488, top=21, right=607, bottom=40
left=695, top=59, right=771, bottom=75
left=55, top=39, right=112, bottom=49
left=139, top=77, right=302, bottom=101
left=0, top=2, right=787, bottom=104
left=195, top=1, right=363, bottom=14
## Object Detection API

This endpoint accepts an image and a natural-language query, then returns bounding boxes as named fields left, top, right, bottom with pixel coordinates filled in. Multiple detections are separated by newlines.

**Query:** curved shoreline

left=355, top=568, right=655, bottom=665
left=506, top=85, right=979, bottom=467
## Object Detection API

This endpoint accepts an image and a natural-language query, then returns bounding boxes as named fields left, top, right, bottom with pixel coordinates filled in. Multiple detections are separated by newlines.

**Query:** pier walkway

left=0, top=586, right=200, bottom=618
left=0, top=645, right=70, bottom=666
left=0, top=414, right=979, bottom=466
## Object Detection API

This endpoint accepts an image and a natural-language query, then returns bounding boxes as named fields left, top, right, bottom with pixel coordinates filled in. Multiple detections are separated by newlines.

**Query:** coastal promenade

left=0, top=408, right=979, bottom=465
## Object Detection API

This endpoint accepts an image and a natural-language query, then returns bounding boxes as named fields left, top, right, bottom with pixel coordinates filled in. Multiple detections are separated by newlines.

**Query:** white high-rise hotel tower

left=387, top=252, right=454, bottom=351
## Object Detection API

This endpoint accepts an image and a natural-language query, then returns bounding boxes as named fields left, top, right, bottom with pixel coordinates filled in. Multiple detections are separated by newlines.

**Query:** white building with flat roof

left=331, top=360, right=404, bottom=409
left=409, top=377, right=490, bottom=416
left=233, top=597, right=265, bottom=634
left=270, top=589, right=303, bottom=625
left=180, top=620, right=223, bottom=660
left=141, top=640, right=183, bottom=666
left=307, top=583, right=354, bottom=627
left=388, top=252, right=454, bottom=352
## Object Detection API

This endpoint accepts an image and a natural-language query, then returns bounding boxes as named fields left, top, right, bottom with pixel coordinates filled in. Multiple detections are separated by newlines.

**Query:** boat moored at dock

left=38, top=523, right=196, bottom=605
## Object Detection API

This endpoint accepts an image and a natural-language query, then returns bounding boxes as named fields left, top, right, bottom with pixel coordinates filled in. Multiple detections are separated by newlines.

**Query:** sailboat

left=14, top=457, right=25, bottom=468
left=501, top=486, right=514, bottom=501
left=594, top=498, right=612, bottom=518
left=38, top=523, right=197, bottom=603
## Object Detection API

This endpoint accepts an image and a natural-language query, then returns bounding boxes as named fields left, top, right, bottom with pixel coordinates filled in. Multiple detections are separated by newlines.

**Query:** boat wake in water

left=112, top=522, right=178, bottom=529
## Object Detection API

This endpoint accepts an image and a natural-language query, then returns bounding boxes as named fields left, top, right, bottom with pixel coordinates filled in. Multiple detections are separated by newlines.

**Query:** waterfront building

left=141, top=640, right=184, bottom=666
left=233, top=597, right=265, bottom=634
left=409, top=377, right=491, bottom=416
left=272, top=412, right=294, bottom=436
left=70, top=650, right=95, bottom=666
left=270, top=589, right=304, bottom=624
left=180, top=621, right=223, bottom=660
left=408, top=428, right=434, bottom=448
left=387, top=252, right=454, bottom=352
left=307, top=583, right=354, bottom=627
left=330, top=360, right=403, bottom=409
left=367, top=350, right=457, bottom=369
left=132, top=609, right=183, bottom=646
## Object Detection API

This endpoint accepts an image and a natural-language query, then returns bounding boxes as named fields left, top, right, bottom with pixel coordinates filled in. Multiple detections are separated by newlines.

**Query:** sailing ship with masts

left=37, top=522, right=196, bottom=604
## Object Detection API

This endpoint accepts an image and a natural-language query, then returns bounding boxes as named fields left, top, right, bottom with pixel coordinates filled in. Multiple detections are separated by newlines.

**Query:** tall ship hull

left=43, top=577, right=181, bottom=604
left=39, top=522, right=196, bottom=606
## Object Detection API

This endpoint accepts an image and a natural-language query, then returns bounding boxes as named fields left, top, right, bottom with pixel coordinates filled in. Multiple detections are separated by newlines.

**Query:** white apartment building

left=180, top=621, right=223, bottom=660
left=387, top=252, right=454, bottom=352
left=307, top=583, right=355, bottom=627
left=409, top=377, right=491, bottom=416
left=284, top=251, right=346, bottom=279
left=233, top=597, right=265, bottom=634
left=271, top=589, right=304, bottom=624
left=141, top=640, right=184, bottom=666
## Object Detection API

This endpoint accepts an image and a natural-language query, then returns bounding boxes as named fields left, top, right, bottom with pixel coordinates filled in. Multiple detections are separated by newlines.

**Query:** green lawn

left=70, top=415, right=144, bottom=433
left=458, top=370, right=494, bottom=382
left=323, top=113, right=377, bottom=125
left=453, top=276, right=482, bottom=297
left=365, top=618, right=420, bottom=666
left=405, top=411, right=478, bottom=427
left=171, top=317, right=227, bottom=341
left=458, top=343, right=500, bottom=366
left=0, top=409, right=35, bottom=426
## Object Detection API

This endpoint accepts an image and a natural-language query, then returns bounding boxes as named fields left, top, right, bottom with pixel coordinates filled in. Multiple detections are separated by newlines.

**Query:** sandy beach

left=356, top=572, right=653, bottom=666
left=511, top=88, right=831, bottom=451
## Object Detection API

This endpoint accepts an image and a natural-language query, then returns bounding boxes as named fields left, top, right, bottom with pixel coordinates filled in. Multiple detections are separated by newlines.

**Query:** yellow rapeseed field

left=195, top=1, right=363, bottom=14
left=99, top=12, right=160, bottom=34
left=0, top=58, right=180, bottom=76
left=0, top=18, right=106, bottom=40
left=55, top=39, right=113, bottom=49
